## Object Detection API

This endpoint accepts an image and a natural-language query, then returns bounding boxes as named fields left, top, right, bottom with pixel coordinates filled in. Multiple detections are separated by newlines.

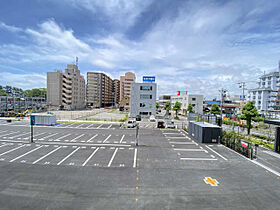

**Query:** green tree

left=156, top=102, right=160, bottom=110
left=187, top=103, right=194, bottom=113
left=164, top=101, right=171, bottom=117
left=0, top=86, right=7, bottom=96
left=173, top=101, right=181, bottom=117
left=241, top=101, right=258, bottom=135
left=210, top=103, right=220, bottom=115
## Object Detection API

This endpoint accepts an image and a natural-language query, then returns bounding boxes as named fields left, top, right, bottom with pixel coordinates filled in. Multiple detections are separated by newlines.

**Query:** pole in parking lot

left=136, top=124, right=139, bottom=146
left=30, top=115, right=35, bottom=143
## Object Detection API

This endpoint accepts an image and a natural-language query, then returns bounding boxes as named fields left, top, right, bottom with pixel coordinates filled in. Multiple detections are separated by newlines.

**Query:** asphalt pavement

left=0, top=120, right=279, bottom=209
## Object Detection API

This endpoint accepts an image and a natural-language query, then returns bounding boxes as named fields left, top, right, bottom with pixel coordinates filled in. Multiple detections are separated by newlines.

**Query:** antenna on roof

left=76, top=57, right=78, bottom=67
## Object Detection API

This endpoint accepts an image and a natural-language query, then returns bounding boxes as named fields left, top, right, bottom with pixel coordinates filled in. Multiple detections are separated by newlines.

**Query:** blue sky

left=0, top=0, right=280, bottom=98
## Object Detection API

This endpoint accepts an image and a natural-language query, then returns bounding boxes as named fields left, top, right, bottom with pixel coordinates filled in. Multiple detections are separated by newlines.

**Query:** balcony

left=62, top=92, right=72, bottom=99
left=63, top=77, right=72, bottom=85
left=62, top=83, right=72, bottom=90
left=62, top=89, right=72, bottom=94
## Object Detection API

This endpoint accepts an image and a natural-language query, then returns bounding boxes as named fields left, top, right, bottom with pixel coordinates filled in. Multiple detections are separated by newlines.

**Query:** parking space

left=0, top=142, right=137, bottom=168
left=162, top=130, right=225, bottom=161
left=56, top=123, right=119, bottom=130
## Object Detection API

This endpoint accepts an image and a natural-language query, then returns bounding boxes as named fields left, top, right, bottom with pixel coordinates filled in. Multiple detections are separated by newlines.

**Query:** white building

left=129, top=83, right=157, bottom=118
left=171, top=93, right=203, bottom=114
left=248, top=71, right=279, bottom=112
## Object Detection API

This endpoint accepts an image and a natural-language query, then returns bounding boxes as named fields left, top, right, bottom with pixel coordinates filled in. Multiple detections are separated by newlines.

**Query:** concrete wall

left=47, top=71, right=62, bottom=107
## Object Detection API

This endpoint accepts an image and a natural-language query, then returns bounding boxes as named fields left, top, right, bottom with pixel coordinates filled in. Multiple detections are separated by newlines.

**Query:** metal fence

left=187, top=113, right=217, bottom=125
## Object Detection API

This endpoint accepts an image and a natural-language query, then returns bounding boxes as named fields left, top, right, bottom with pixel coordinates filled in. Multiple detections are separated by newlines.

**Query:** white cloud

left=0, top=22, right=22, bottom=33
left=1, top=0, right=280, bottom=98
left=0, top=72, right=46, bottom=90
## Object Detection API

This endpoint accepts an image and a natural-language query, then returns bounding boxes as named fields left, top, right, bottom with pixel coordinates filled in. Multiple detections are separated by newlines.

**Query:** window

left=140, top=94, right=152, bottom=99
left=140, top=103, right=152, bottom=108
left=192, top=98, right=196, bottom=101
left=140, top=86, right=152, bottom=91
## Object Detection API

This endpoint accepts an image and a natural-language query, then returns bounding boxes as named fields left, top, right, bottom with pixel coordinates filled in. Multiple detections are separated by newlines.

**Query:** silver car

left=127, top=120, right=137, bottom=128
left=166, top=120, right=175, bottom=129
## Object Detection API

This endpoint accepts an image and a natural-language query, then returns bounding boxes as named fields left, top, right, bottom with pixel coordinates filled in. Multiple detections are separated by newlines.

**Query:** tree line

left=0, top=85, right=46, bottom=98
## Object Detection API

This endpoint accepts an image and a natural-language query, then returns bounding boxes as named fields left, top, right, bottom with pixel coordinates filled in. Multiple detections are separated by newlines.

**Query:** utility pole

left=219, top=88, right=227, bottom=124
left=238, top=82, right=246, bottom=102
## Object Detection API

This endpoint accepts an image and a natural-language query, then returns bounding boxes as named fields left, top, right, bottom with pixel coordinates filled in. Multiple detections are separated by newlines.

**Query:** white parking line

left=0, top=144, right=25, bottom=157
left=63, top=123, right=73, bottom=128
left=205, top=145, right=228, bottom=161
left=85, top=124, right=93, bottom=129
left=251, top=160, right=280, bottom=177
left=87, top=134, right=98, bottom=142
left=33, top=132, right=47, bottom=138
left=82, top=148, right=99, bottom=166
left=97, top=124, right=103, bottom=129
left=133, top=148, right=138, bottom=168
left=57, top=147, right=80, bottom=165
left=75, top=124, right=83, bottom=128
left=103, top=134, right=112, bottom=143
left=70, top=134, right=85, bottom=142
left=180, top=157, right=218, bottom=161
left=108, top=148, right=118, bottom=167
left=174, top=148, right=206, bottom=152
left=107, top=124, right=112, bottom=129
left=10, top=145, right=44, bottom=162
left=119, top=135, right=125, bottom=143
left=42, top=133, right=58, bottom=139
left=263, top=150, right=280, bottom=159
left=8, top=132, right=30, bottom=139
left=167, top=137, right=187, bottom=139
left=32, top=146, right=62, bottom=164
left=57, top=133, right=72, bottom=140
left=169, top=142, right=196, bottom=145
left=0, top=131, right=19, bottom=137
left=0, top=144, right=7, bottom=148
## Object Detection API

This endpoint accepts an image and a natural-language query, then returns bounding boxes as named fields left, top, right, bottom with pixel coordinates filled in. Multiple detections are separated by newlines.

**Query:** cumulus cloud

left=1, top=0, right=280, bottom=98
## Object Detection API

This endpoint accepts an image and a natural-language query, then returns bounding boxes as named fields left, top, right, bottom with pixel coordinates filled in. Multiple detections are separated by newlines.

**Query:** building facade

left=158, top=95, right=171, bottom=109
left=47, top=64, right=85, bottom=110
left=113, top=79, right=120, bottom=107
left=120, top=72, right=135, bottom=112
left=86, top=72, right=113, bottom=108
left=248, top=71, right=279, bottom=113
left=171, top=93, right=203, bottom=114
left=129, top=83, right=157, bottom=118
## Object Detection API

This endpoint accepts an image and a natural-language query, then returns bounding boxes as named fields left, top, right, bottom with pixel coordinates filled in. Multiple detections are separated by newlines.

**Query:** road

left=0, top=120, right=279, bottom=209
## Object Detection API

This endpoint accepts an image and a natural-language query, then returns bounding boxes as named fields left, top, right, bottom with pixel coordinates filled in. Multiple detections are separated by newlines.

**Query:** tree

left=210, top=103, right=220, bottom=115
left=187, top=103, right=194, bottom=113
left=164, top=101, right=171, bottom=117
left=0, top=86, right=7, bottom=96
left=241, top=101, right=258, bottom=135
left=173, top=101, right=181, bottom=118
left=156, top=102, right=160, bottom=110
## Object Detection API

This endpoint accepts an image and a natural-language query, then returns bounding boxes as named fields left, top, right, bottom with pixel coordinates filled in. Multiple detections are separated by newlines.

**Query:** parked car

left=157, top=121, right=165, bottom=128
left=166, top=120, right=175, bottom=129
left=127, top=120, right=137, bottom=128
left=149, top=115, right=156, bottom=122
left=136, top=115, right=141, bottom=121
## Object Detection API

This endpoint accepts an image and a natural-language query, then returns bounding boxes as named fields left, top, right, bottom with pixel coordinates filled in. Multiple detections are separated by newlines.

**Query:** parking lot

left=0, top=121, right=279, bottom=209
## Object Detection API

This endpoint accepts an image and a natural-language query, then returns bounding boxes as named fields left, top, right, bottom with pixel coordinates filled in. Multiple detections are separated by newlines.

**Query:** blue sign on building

left=143, top=76, right=155, bottom=83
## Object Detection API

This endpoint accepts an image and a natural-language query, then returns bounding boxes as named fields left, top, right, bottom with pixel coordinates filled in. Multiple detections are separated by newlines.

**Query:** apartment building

left=248, top=71, right=279, bottom=113
left=120, top=72, right=135, bottom=112
left=113, top=79, right=120, bottom=107
left=86, top=72, right=113, bottom=108
left=130, top=83, right=157, bottom=118
left=171, top=93, right=203, bottom=114
left=47, top=64, right=85, bottom=110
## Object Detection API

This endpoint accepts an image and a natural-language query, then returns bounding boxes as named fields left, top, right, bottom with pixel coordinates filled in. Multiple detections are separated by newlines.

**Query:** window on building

left=140, top=94, right=152, bottom=99
left=192, top=98, right=196, bottom=101
left=140, top=86, right=152, bottom=91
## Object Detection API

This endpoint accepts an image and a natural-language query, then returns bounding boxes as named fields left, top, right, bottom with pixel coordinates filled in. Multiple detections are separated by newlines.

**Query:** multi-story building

left=86, top=72, right=113, bottom=108
left=120, top=72, right=135, bottom=112
left=171, top=93, right=203, bottom=114
left=113, top=79, right=120, bottom=107
left=158, top=95, right=171, bottom=109
left=47, top=64, right=85, bottom=110
left=130, top=83, right=157, bottom=118
left=248, top=71, right=279, bottom=113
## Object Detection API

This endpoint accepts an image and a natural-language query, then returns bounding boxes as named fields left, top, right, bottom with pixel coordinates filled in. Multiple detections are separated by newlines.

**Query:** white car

left=166, top=120, right=175, bottom=129
left=127, top=120, right=137, bottom=128
left=149, top=115, right=156, bottom=122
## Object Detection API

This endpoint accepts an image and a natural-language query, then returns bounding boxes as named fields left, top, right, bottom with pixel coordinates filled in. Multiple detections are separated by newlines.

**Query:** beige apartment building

left=86, top=72, right=113, bottom=108
left=47, top=64, right=85, bottom=110
left=113, top=79, right=120, bottom=107
left=120, top=72, right=135, bottom=112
